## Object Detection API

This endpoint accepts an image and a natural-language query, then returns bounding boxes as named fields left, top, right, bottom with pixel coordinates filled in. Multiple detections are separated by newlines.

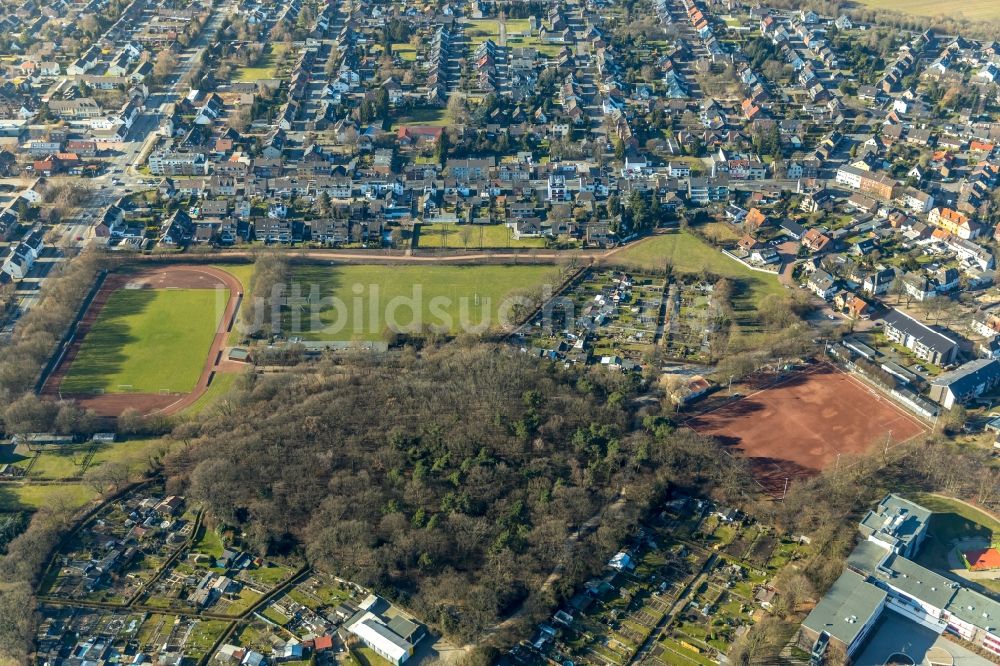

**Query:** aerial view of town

left=0, top=0, right=1000, bottom=663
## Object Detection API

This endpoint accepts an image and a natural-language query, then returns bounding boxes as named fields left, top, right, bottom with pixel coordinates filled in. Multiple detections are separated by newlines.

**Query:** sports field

left=685, top=364, right=928, bottom=493
left=61, top=288, right=228, bottom=394
left=284, top=264, right=560, bottom=340
left=853, top=0, right=1000, bottom=21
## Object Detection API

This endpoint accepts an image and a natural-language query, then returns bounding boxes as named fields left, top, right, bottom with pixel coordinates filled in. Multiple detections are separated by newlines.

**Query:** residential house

left=801, top=228, right=831, bottom=253
left=928, top=207, right=981, bottom=239
left=929, top=359, right=1000, bottom=409
left=808, top=269, right=838, bottom=299
left=882, top=309, right=959, bottom=366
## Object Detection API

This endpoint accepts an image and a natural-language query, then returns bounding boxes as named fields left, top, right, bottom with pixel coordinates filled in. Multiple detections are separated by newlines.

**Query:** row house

left=928, top=207, right=982, bottom=239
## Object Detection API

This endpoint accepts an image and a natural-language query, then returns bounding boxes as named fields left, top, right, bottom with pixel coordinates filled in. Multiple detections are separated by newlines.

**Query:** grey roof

left=357, top=618, right=412, bottom=652
left=858, top=494, right=931, bottom=552
left=846, top=540, right=888, bottom=575
left=802, top=570, right=886, bottom=646
left=945, top=587, right=1000, bottom=632
left=881, top=309, right=959, bottom=356
left=386, top=616, right=422, bottom=642
left=878, top=553, right=956, bottom=610
left=930, top=358, right=1000, bottom=394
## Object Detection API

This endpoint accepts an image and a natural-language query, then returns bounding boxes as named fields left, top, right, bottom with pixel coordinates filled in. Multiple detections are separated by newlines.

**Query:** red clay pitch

left=42, top=265, right=243, bottom=418
left=964, top=547, right=1000, bottom=572
left=685, top=363, right=928, bottom=492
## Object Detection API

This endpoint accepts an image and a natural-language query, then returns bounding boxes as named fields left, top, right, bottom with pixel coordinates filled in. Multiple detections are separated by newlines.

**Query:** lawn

left=62, top=288, right=228, bottom=394
left=186, top=620, right=231, bottom=659
left=192, top=524, right=225, bottom=560
left=262, top=605, right=290, bottom=625
left=390, top=106, right=452, bottom=129
left=283, top=264, right=561, bottom=340
left=852, top=0, right=1000, bottom=21
left=504, top=18, right=531, bottom=33
left=235, top=44, right=287, bottom=81
left=0, top=483, right=97, bottom=512
left=908, top=494, right=1000, bottom=539
left=464, top=19, right=500, bottom=46
left=213, top=263, right=254, bottom=291
left=504, top=36, right=564, bottom=57
left=213, top=263, right=253, bottom=346
left=89, top=437, right=178, bottom=471
left=354, top=647, right=394, bottom=666
left=184, top=372, right=240, bottom=416
left=416, top=223, right=548, bottom=249
left=392, top=43, right=416, bottom=61
left=27, top=445, right=93, bottom=480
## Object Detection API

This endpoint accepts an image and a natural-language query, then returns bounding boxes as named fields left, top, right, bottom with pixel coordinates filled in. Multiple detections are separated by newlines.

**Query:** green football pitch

left=61, top=288, right=228, bottom=394
left=283, top=264, right=560, bottom=340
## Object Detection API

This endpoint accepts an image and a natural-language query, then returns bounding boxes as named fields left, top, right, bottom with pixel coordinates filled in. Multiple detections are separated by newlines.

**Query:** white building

left=347, top=615, right=413, bottom=665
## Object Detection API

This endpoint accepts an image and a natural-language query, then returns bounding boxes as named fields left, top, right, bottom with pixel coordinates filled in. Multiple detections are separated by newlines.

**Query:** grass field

left=354, top=647, right=394, bottom=666
left=89, top=438, right=178, bottom=471
left=21, top=438, right=177, bottom=482
left=503, top=36, right=564, bottom=57
left=283, top=264, right=561, bottom=340
left=852, top=0, right=1000, bottom=21
left=213, top=264, right=253, bottom=290
left=213, top=264, right=253, bottom=345
left=235, top=44, right=287, bottom=81
left=417, top=223, right=547, bottom=249
left=392, top=43, right=416, bottom=61
left=390, top=106, right=453, bottom=129
left=185, top=372, right=240, bottom=416
left=62, top=288, right=228, bottom=394
left=0, top=483, right=96, bottom=512
left=26, top=446, right=91, bottom=480
left=464, top=19, right=500, bottom=46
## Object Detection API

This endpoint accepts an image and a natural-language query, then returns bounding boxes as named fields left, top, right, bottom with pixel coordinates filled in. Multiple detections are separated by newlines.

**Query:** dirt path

left=44, top=265, right=243, bottom=418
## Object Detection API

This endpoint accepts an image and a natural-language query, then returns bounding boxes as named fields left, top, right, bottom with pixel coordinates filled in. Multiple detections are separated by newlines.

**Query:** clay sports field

left=685, top=363, right=928, bottom=492
left=42, top=265, right=243, bottom=417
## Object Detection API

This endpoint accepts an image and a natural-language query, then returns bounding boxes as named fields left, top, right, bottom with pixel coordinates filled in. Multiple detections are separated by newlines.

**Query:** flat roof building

left=801, top=570, right=887, bottom=659
left=800, top=495, right=1000, bottom=662
left=858, top=494, right=931, bottom=558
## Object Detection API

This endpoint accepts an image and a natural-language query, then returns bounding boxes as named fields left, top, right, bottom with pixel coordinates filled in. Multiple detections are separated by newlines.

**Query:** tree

left=153, top=50, right=178, bottom=82
left=373, top=87, right=390, bottom=122
left=316, top=191, right=332, bottom=217
left=942, top=405, right=968, bottom=435
left=613, top=137, right=625, bottom=161
left=435, top=131, right=450, bottom=167
left=80, top=14, right=100, bottom=36
left=2, top=394, right=58, bottom=435
left=83, top=462, right=131, bottom=495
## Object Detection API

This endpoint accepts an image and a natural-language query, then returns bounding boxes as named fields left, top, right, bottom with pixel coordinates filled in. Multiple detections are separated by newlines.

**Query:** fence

left=34, top=269, right=109, bottom=395
left=827, top=344, right=939, bottom=420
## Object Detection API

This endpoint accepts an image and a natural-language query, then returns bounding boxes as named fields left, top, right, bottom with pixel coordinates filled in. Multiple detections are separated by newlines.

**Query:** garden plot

left=39, top=489, right=194, bottom=604
left=663, top=278, right=725, bottom=361
left=139, top=521, right=298, bottom=617
left=519, top=269, right=666, bottom=370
